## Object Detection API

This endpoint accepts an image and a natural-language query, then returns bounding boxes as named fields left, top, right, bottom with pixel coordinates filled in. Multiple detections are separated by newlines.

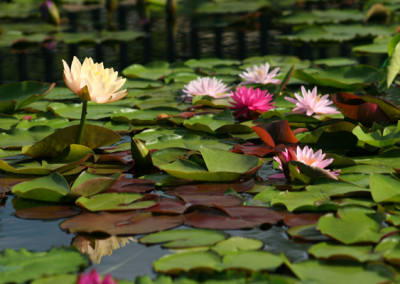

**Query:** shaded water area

left=0, top=0, right=385, bottom=84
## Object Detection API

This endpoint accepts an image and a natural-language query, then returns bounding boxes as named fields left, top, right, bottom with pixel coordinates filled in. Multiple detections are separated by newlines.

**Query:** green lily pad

left=75, top=193, right=157, bottom=211
left=0, top=247, right=89, bottom=284
left=153, top=251, right=222, bottom=274
left=152, top=147, right=262, bottom=182
left=23, top=124, right=120, bottom=158
left=48, top=102, right=127, bottom=120
left=293, top=65, right=380, bottom=90
left=222, top=250, right=283, bottom=271
left=140, top=228, right=226, bottom=248
left=11, top=173, right=70, bottom=202
left=370, top=173, right=400, bottom=203
left=308, top=242, right=378, bottom=262
left=123, top=61, right=172, bottom=81
left=285, top=259, right=395, bottom=284
left=0, top=81, right=54, bottom=113
left=318, top=206, right=389, bottom=244
left=70, top=171, right=116, bottom=197
left=212, top=237, right=264, bottom=256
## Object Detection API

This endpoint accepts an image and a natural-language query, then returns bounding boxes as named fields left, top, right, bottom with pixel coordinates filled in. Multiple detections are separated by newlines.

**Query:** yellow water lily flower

left=62, top=56, right=127, bottom=103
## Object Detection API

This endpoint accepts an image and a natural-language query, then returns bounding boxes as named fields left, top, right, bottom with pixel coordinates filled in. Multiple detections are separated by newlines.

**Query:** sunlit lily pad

left=140, top=228, right=226, bottom=248
left=0, top=247, right=89, bottom=284
left=11, top=173, right=70, bottom=202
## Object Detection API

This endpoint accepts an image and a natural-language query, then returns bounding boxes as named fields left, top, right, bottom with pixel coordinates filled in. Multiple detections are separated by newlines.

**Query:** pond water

left=2, top=0, right=400, bottom=283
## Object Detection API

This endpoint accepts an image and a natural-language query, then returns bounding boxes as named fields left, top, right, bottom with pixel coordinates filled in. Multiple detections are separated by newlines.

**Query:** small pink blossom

left=22, top=115, right=32, bottom=121
left=229, top=86, right=274, bottom=119
left=285, top=86, right=340, bottom=117
left=239, top=63, right=281, bottom=85
left=182, top=77, right=231, bottom=99
left=274, top=146, right=339, bottom=179
left=77, top=270, right=117, bottom=284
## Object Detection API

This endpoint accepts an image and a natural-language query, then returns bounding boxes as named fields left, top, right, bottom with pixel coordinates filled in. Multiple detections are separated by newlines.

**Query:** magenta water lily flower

left=239, top=63, right=281, bottom=85
left=285, top=86, right=340, bottom=117
left=274, top=146, right=339, bottom=179
left=229, top=86, right=274, bottom=119
left=182, top=77, right=231, bottom=99
left=77, top=270, right=117, bottom=284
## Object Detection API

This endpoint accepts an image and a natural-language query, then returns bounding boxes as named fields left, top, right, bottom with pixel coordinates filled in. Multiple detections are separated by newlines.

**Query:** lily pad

left=140, top=228, right=226, bottom=248
left=23, top=124, right=120, bottom=158
left=0, top=247, right=89, bottom=284
left=11, top=173, right=70, bottom=202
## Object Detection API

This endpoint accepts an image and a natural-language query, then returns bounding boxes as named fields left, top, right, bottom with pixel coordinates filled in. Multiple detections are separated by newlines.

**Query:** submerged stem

left=76, top=99, right=88, bottom=144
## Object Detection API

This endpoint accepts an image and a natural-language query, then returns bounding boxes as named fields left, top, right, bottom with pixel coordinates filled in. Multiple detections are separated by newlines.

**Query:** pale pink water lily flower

left=77, top=269, right=117, bottom=284
left=62, top=56, right=127, bottom=103
left=285, top=86, right=340, bottom=117
left=239, top=62, right=281, bottom=85
left=274, top=146, right=339, bottom=179
left=229, top=86, right=274, bottom=119
left=182, top=77, right=231, bottom=99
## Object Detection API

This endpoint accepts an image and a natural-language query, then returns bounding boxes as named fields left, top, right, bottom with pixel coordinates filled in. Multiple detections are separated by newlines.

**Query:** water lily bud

left=131, top=137, right=153, bottom=176
left=40, top=0, right=61, bottom=26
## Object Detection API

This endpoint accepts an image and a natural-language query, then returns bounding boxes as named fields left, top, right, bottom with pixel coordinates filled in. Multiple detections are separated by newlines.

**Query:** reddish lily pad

left=332, top=93, right=391, bottom=126
left=177, top=193, right=243, bottom=207
left=144, top=197, right=187, bottom=214
left=60, top=211, right=183, bottom=235
left=283, top=213, right=324, bottom=227
left=15, top=205, right=81, bottom=220
left=183, top=205, right=285, bottom=229
left=106, top=176, right=156, bottom=193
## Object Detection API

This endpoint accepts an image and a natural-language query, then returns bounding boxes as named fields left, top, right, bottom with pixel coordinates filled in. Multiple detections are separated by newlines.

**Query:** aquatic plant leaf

left=23, top=124, right=120, bottom=158
left=293, top=65, right=380, bottom=90
left=0, top=126, right=55, bottom=148
left=107, top=177, right=155, bottom=193
left=387, top=41, right=400, bottom=88
left=123, top=61, right=171, bottom=81
left=0, top=81, right=54, bottom=113
left=30, top=274, right=78, bottom=284
left=154, top=251, right=222, bottom=274
left=70, top=171, right=117, bottom=197
left=177, top=193, right=243, bottom=207
left=283, top=213, right=324, bottom=227
left=152, top=147, right=262, bottom=182
left=222, top=250, right=283, bottom=271
left=287, top=224, right=330, bottom=242
left=144, top=197, right=187, bottom=214
left=140, top=228, right=226, bottom=248
left=0, top=247, right=89, bottom=284
left=308, top=242, right=377, bottom=262
left=15, top=205, right=80, bottom=220
left=48, top=102, right=126, bottom=120
left=212, top=237, right=263, bottom=256
left=183, top=205, right=285, bottom=229
left=60, top=211, right=183, bottom=235
left=111, top=107, right=181, bottom=124
left=285, top=259, right=395, bottom=284
left=331, top=93, right=392, bottom=126
left=318, top=206, right=389, bottom=244
left=75, top=193, right=157, bottom=211
left=11, top=172, right=70, bottom=202
left=369, top=173, right=400, bottom=203
left=271, top=191, right=330, bottom=212
left=183, top=109, right=245, bottom=134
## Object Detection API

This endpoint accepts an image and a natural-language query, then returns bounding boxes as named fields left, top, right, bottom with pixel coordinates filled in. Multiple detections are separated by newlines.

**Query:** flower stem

left=76, top=100, right=87, bottom=144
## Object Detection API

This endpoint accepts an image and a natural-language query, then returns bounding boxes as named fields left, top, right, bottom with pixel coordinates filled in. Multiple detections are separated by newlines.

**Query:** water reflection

left=72, top=234, right=135, bottom=263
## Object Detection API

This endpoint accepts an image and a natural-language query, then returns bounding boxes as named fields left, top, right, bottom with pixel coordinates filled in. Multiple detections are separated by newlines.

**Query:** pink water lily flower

left=229, top=86, right=274, bottom=119
left=182, top=77, right=231, bottom=99
left=77, top=270, right=117, bottom=284
left=239, top=62, right=281, bottom=85
left=285, top=86, right=340, bottom=117
left=274, top=146, right=339, bottom=179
